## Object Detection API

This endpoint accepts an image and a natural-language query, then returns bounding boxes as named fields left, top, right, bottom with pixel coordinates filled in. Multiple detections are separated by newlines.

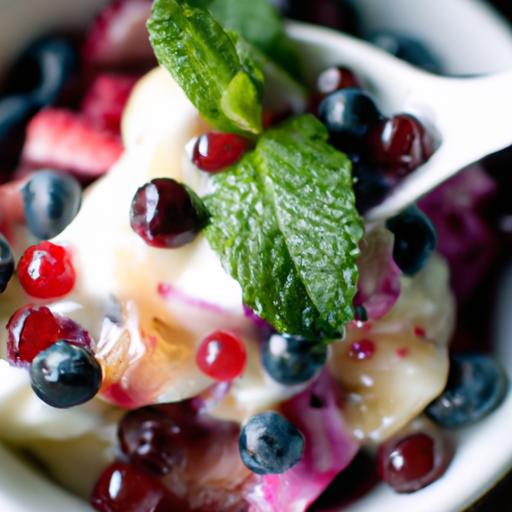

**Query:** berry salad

left=0, top=0, right=510, bottom=511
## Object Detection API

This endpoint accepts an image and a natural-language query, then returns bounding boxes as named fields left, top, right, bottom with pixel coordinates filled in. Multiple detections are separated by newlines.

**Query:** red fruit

left=17, top=241, right=75, bottom=299
left=6, top=305, right=60, bottom=365
left=196, top=330, right=247, bottom=381
left=22, top=108, right=123, bottom=178
left=82, top=0, right=154, bottom=68
left=91, top=462, right=189, bottom=512
left=368, top=114, right=434, bottom=176
left=377, top=431, right=453, bottom=493
left=82, top=74, right=139, bottom=134
left=192, top=133, right=248, bottom=173
left=317, top=66, right=363, bottom=96
left=348, top=339, right=376, bottom=361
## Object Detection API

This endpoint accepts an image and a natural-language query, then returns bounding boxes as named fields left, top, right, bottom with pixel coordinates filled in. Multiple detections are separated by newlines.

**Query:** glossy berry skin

left=4, top=37, right=77, bottom=107
left=353, top=164, right=393, bottom=214
left=130, top=178, right=209, bottom=248
left=196, top=330, right=247, bottom=381
left=377, top=431, right=452, bottom=493
left=261, top=333, right=327, bottom=385
left=0, top=234, right=14, bottom=293
left=91, top=462, right=188, bottom=512
left=316, top=66, right=363, bottom=97
left=22, top=170, right=82, bottom=240
left=17, top=241, right=76, bottom=298
left=30, top=341, right=102, bottom=408
left=240, top=412, right=304, bottom=475
left=386, top=207, right=437, bottom=276
left=368, top=114, right=433, bottom=176
left=192, top=132, right=247, bottom=173
left=318, top=89, right=382, bottom=150
left=6, top=305, right=60, bottom=365
left=119, top=403, right=207, bottom=476
left=368, top=32, right=442, bottom=74
left=427, top=354, right=509, bottom=428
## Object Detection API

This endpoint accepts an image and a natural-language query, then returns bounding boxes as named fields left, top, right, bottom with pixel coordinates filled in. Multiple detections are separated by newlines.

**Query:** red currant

left=90, top=462, right=188, bottom=512
left=192, top=132, right=247, bottom=173
left=348, top=339, right=376, bottom=361
left=130, top=178, right=208, bottom=248
left=317, top=66, right=363, bottom=97
left=377, top=431, right=453, bottom=493
left=17, top=241, right=75, bottom=299
left=196, top=330, right=247, bottom=381
left=368, top=114, right=434, bottom=176
left=6, top=305, right=60, bottom=365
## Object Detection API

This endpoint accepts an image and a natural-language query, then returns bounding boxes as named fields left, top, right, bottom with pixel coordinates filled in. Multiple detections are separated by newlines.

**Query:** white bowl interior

left=1, top=1, right=512, bottom=511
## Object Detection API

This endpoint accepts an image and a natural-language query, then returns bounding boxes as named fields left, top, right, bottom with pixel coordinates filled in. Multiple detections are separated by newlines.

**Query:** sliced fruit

left=329, top=253, right=455, bottom=441
left=22, top=108, right=123, bottom=178
left=82, top=0, right=154, bottom=68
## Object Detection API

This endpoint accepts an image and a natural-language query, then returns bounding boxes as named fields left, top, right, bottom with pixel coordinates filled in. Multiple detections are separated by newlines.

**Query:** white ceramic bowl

left=1, top=1, right=512, bottom=511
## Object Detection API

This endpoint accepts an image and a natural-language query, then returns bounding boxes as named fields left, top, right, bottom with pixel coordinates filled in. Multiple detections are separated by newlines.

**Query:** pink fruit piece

left=255, top=372, right=359, bottom=512
left=82, top=0, right=154, bottom=68
left=81, top=74, right=139, bottom=134
left=22, top=108, right=123, bottom=178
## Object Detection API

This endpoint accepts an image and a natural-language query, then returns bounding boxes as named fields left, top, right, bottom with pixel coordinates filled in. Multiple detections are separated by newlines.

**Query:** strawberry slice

left=82, top=0, right=154, bottom=68
left=81, top=74, right=139, bottom=134
left=22, top=108, right=123, bottom=178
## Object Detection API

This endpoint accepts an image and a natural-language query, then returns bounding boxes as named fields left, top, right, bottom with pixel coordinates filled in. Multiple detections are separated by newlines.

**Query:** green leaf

left=188, top=0, right=304, bottom=83
left=148, top=0, right=263, bottom=135
left=204, top=115, right=364, bottom=339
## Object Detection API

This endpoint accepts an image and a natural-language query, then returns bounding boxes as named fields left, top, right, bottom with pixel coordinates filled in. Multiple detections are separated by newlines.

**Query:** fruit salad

left=0, top=0, right=509, bottom=511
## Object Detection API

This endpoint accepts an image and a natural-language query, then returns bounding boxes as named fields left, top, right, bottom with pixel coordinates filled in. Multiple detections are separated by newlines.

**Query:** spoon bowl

left=288, top=21, right=512, bottom=220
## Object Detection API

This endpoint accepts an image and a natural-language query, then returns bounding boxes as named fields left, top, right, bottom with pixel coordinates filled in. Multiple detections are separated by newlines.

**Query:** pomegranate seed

left=91, top=462, right=188, bottom=512
left=348, top=339, right=375, bottom=361
left=17, top=241, right=75, bottom=299
left=368, top=114, right=434, bottom=176
left=317, top=66, right=363, bottom=97
left=6, top=305, right=60, bottom=365
left=377, top=431, right=453, bottom=493
left=414, top=326, right=426, bottom=338
left=130, top=178, right=208, bottom=248
left=196, top=330, right=247, bottom=381
left=192, top=132, right=247, bottom=173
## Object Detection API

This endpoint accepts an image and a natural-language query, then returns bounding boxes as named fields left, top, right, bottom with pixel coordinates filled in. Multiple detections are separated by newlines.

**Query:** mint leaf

left=148, top=0, right=263, bottom=135
left=204, top=115, right=364, bottom=339
left=188, top=0, right=304, bottom=83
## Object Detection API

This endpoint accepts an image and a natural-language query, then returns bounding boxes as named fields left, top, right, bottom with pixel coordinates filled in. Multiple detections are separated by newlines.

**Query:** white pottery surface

left=0, top=0, right=511, bottom=511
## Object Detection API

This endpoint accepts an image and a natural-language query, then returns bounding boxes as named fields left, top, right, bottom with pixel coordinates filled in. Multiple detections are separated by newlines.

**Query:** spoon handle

left=367, top=70, right=512, bottom=221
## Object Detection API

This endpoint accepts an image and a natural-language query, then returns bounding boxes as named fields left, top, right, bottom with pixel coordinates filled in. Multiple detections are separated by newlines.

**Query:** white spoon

left=289, top=22, right=512, bottom=221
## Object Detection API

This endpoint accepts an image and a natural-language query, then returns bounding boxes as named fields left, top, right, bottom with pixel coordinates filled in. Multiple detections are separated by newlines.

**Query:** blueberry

left=318, top=89, right=382, bottom=151
left=30, top=341, right=102, bottom=409
left=386, top=206, right=437, bottom=276
left=368, top=32, right=443, bottom=74
left=353, top=164, right=393, bottom=214
left=0, top=234, right=15, bottom=293
left=427, top=354, right=509, bottom=428
left=22, top=170, right=82, bottom=240
left=3, top=36, right=77, bottom=108
left=261, top=333, right=327, bottom=385
left=0, top=94, right=37, bottom=169
left=239, top=412, right=304, bottom=474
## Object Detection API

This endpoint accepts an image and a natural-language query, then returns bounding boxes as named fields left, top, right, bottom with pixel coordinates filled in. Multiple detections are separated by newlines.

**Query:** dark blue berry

left=22, top=170, right=82, bottom=240
left=318, top=89, right=382, bottom=151
left=0, top=94, right=37, bottom=170
left=427, top=354, right=509, bottom=428
left=239, top=412, right=304, bottom=474
left=261, top=333, right=327, bottom=385
left=30, top=341, right=102, bottom=409
left=368, top=32, right=443, bottom=74
left=3, top=36, right=77, bottom=108
left=353, top=164, right=393, bottom=214
left=0, top=234, right=15, bottom=293
left=386, top=206, right=437, bottom=276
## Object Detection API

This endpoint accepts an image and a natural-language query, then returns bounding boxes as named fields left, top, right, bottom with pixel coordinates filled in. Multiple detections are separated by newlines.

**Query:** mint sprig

left=188, top=0, right=304, bottom=82
left=205, top=115, right=363, bottom=339
left=148, top=0, right=263, bottom=135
